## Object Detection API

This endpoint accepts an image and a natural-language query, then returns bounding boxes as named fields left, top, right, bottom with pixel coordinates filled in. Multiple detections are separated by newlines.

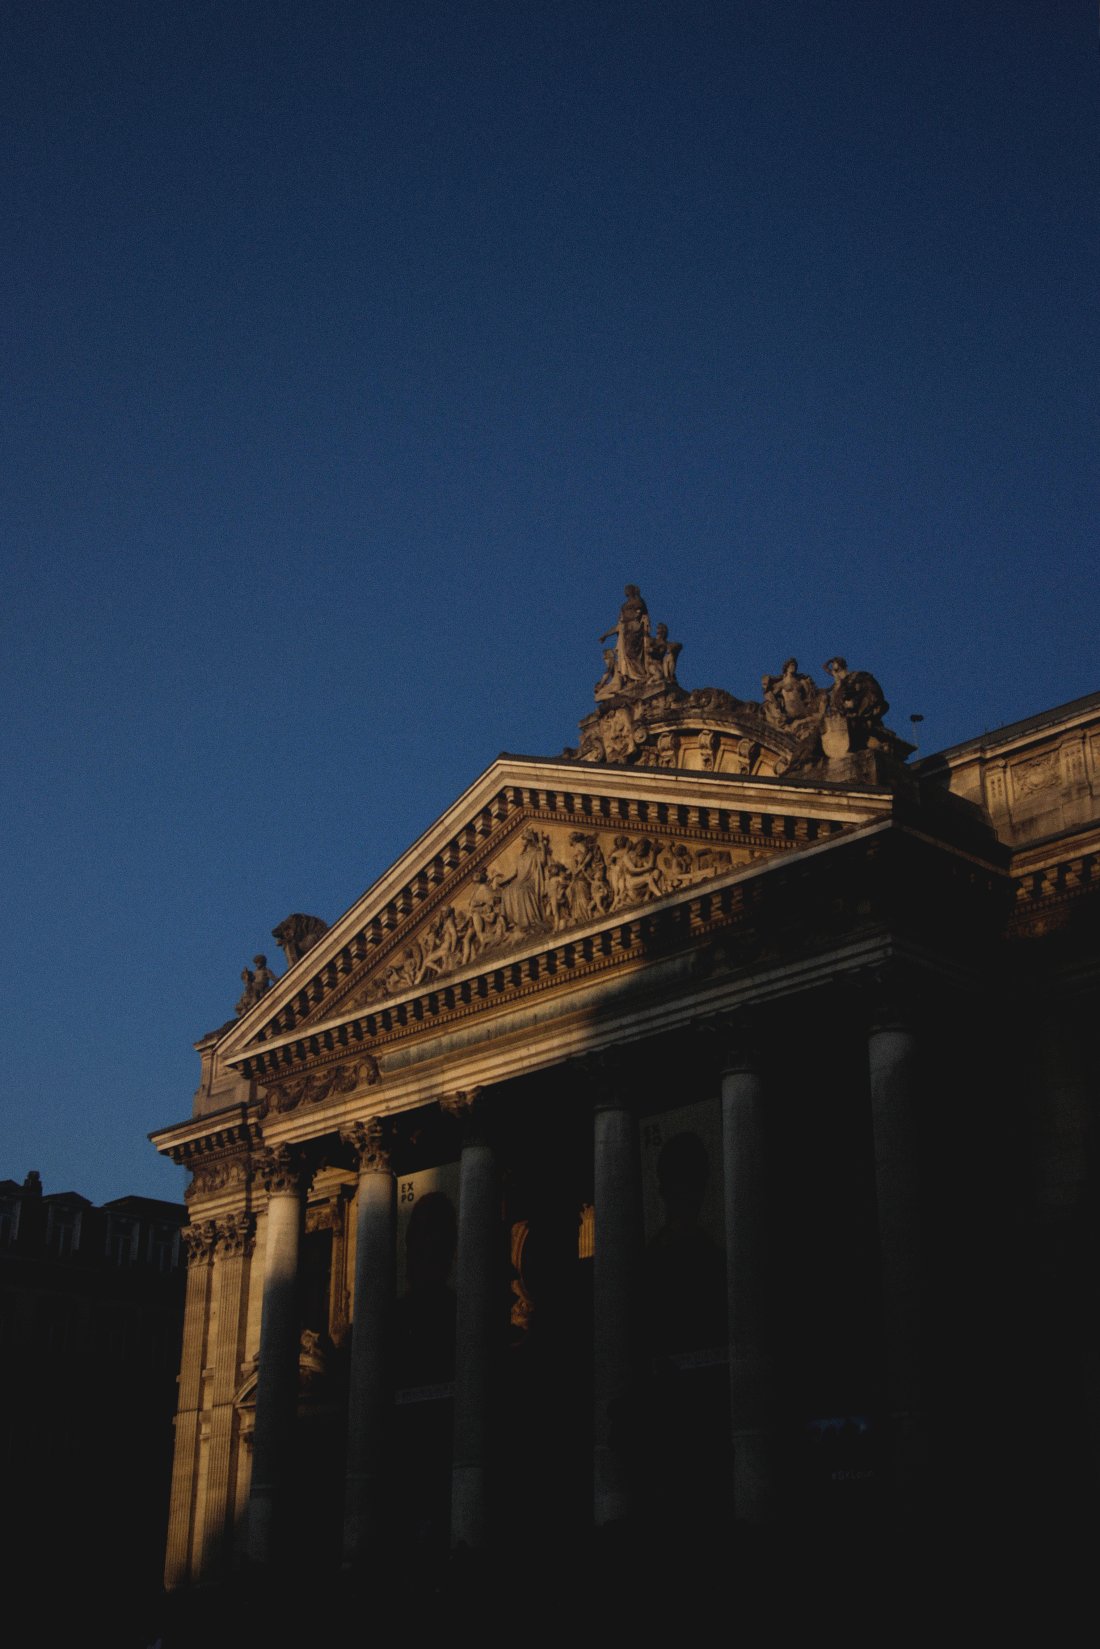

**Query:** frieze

left=258, top=1054, right=380, bottom=1118
left=342, top=822, right=762, bottom=1010
left=185, top=1155, right=251, bottom=1204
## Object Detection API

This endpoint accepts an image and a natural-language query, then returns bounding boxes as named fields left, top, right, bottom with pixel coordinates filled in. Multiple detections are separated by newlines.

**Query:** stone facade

left=152, top=594, right=1100, bottom=1587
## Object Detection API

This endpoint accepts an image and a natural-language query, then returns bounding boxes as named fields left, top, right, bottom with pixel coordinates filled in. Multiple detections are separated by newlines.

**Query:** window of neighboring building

left=46, top=1206, right=80, bottom=1258
left=107, top=1216, right=138, bottom=1266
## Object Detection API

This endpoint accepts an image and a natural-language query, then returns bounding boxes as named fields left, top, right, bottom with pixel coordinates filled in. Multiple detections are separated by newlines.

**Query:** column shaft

left=593, top=1099, right=640, bottom=1526
left=164, top=1226, right=214, bottom=1589
left=200, top=1215, right=252, bottom=1577
left=246, top=1176, right=304, bottom=1564
left=451, top=1135, right=498, bottom=1549
left=722, top=1059, right=773, bottom=1522
left=343, top=1144, right=395, bottom=1563
left=868, top=1024, right=924, bottom=1491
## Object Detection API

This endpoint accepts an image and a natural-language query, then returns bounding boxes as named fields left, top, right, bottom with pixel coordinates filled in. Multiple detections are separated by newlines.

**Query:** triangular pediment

left=218, top=756, right=893, bottom=1069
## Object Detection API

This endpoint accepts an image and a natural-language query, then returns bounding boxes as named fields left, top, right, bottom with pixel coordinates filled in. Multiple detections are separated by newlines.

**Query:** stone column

left=341, top=1118, right=396, bottom=1565
left=200, top=1211, right=255, bottom=1578
left=164, top=1221, right=216, bottom=1589
left=592, top=1073, right=641, bottom=1526
left=868, top=1008, right=925, bottom=1497
left=721, top=1042, right=775, bottom=1523
left=246, top=1144, right=307, bottom=1566
left=442, top=1089, right=499, bottom=1551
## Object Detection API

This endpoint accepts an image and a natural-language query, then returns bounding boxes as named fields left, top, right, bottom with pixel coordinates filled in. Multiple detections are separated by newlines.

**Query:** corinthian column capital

left=256, top=1142, right=307, bottom=1196
left=340, top=1116, right=392, bottom=1173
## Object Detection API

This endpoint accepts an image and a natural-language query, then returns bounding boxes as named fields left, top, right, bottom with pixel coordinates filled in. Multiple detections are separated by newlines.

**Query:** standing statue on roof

left=595, top=585, right=682, bottom=700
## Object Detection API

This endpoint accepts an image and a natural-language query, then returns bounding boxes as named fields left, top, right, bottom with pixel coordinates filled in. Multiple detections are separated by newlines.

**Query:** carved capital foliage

left=572, top=1049, right=634, bottom=1113
left=214, top=1211, right=256, bottom=1257
left=439, top=1087, right=489, bottom=1143
left=182, top=1221, right=218, bottom=1264
left=699, top=1009, right=763, bottom=1076
left=340, top=1116, right=392, bottom=1174
left=256, top=1142, right=307, bottom=1196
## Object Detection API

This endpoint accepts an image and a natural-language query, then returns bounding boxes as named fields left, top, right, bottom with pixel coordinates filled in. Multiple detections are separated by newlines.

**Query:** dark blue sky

left=4, top=2, right=1097, bottom=1202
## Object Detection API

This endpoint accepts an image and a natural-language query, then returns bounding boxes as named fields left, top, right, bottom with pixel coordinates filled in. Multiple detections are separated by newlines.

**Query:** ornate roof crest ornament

left=571, top=586, right=913, bottom=782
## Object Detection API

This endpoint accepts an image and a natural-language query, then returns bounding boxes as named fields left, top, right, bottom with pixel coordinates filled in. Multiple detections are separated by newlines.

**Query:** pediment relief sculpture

left=342, top=818, right=767, bottom=1011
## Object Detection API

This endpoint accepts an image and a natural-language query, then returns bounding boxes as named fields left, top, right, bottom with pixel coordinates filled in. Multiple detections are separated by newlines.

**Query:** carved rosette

left=256, top=1142, right=306, bottom=1196
left=214, top=1211, right=256, bottom=1257
left=182, top=1221, right=218, bottom=1265
left=340, top=1116, right=392, bottom=1174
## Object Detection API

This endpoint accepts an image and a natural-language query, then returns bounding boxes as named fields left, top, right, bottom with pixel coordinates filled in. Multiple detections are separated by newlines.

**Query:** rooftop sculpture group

left=575, top=584, right=910, bottom=775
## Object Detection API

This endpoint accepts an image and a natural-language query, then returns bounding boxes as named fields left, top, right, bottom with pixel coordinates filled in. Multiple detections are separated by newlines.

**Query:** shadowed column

left=592, top=1073, right=641, bottom=1526
left=164, top=1221, right=216, bottom=1589
left=443, top=1088, right=499, bottom=1550
left=341, top=1117, right=395, bottom=1565
left=721, top=1040, right=775, bottom=1523
left=868, top=1008, right=925, bottom=1501
left=246, top=1143, right=306, bottom=1566
left=202, top=1211, right=255, bottom=1577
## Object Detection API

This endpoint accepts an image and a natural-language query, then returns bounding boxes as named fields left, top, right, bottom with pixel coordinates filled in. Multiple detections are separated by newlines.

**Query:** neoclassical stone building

left=153, top=589, right=1100, bottom=1585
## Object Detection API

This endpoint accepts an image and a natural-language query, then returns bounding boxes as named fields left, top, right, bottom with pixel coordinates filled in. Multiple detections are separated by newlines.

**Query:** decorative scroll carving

left=185, top=1155, right=251, bottom=1204
left=236, top=954, right=278, bottom=1016
left=215, top=1212, right=256, bottom=1256
left=182, top=1221, right=217, bottom=1263
left=273, top=913, right=329, bottom=966
left=345, top=823, right=751, bottom=1009
left=256, top=1143, right=305, bottom=1195
left=340, top=1116, right=391, bottom=1173
left=258, top=1054, right=380, bottom=1119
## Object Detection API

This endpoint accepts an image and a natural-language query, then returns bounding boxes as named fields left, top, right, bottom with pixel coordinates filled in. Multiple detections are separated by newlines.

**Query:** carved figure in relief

left=657, top=839, right=693, bottom=891
left=272, top=913, right=329, bottom=966
left=763, top=659, right=822, bottom=733
left=608, top=836, right=633, bottom=908
left=235, top=954, right=277, bottom=1016
left=419, top=905, right=460, bottom=979
left=824, top=657, right=888, bottom=726
left=645, top=622, right=682, bottom=686
left=235, top=967, right=257, bottom=1016
left=498, top=827, right=551, bottom=932
left=620, top=836, right=665, bottom=902
left=598, top=584, right=651, bottom=696
left=468, top=870, right=503, bottom=951
left=545, top=860, right=571, bottom=930
left=594, top=648, right=618, bottom=699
